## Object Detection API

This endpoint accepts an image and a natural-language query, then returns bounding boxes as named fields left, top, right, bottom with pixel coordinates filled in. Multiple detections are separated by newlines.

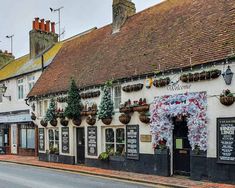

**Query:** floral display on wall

left=150, top=92, right=208, bottom=151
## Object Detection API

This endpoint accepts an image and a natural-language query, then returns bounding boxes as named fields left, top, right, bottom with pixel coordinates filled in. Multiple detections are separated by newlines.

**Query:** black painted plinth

left=39, top=153, right=75, bottom=165
left=154, top=149, right=170, bottom=176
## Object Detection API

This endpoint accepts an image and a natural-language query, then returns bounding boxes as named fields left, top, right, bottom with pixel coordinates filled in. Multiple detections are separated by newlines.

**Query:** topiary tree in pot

left=64, top=79, right=83, bottom=126
left=97, top=81, right=114, bottom=125
left=45, top=98, right=57, bottom=126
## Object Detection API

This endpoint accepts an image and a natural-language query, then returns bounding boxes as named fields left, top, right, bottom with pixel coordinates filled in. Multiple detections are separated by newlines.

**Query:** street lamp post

left=6, top=35, right=14, bottom=54
left=50, top=6, right=64, bottom=41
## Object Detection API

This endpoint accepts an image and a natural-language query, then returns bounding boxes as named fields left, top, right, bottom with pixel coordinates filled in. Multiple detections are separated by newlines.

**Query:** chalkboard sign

left=38, top=128, right=45, bottom=151
left=217, top=117, right=235, bottom=164
left=87, top=126, right=97, bottom=156
left=126, top=125, right=139, bottom=160
left=62, top=127, right=70, bottom=153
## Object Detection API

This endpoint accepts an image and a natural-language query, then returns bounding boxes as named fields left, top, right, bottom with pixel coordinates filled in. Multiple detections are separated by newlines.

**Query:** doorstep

left=0, top=155, right=234, bottom=188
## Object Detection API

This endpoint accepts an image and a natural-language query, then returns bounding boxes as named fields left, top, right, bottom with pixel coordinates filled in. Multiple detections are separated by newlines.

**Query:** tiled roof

left=28, top=0, right=235, bottom=97
left=0, top=43, right=62, bottom=81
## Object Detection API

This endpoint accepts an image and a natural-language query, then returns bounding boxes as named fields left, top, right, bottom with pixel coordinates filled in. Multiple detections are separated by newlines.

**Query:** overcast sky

left=0, top=0, right=163, bottom=58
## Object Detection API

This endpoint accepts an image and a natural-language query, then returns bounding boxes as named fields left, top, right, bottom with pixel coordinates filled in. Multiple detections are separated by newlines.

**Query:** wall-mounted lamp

left=222, top=66, right=234, bottom=85
left=0, top=84, right=11, bottom=101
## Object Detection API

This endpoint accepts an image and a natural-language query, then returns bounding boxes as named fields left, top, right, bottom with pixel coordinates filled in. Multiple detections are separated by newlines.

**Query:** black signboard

left=217, top=117, right=235, bottom=164
left=38, top=128, right=45, bottom=151
left=126, top=125, right=139, bottom=160
left=87, top=126, right=97, bottom=156
left=62, top=127, right=70, bottom=153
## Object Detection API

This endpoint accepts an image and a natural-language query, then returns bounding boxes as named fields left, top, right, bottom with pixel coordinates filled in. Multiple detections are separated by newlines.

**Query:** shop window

left=20, top=125, right=35, bottom=149
left=28, top=75, right=35, bottom=91
left=113, top=85, right=121, bottom=109
left=17, top=78, right=24, bottom=99
left=105, top=128, right=125, bottom=156
left=48, top=129, right=59, bottom=151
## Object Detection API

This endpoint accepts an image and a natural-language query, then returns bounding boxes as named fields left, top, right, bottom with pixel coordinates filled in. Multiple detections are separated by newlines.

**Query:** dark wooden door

left=173, top=118, right=191, bottom=176
left=77, top=128, right=85, bottom=164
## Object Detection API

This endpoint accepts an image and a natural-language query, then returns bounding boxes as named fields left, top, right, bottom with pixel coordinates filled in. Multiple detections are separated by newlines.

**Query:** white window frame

left=104, top=127, right=125, bottom=156
left=38, top=101, right=43, bottom=117
left=112, top=85, right=121, bottom=110
left=17, top=78, right=24, bottom=100
left=48, top=128, right=59, bottom=151
left=28, top=75, right=35, bottom=92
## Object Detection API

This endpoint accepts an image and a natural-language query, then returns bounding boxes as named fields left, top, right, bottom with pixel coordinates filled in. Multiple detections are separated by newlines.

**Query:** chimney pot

left=34, top=17, right=40, bottom=30
left=45, top=20, right=51, bottom=32
left=33, top=21, right=36, bottom=30
left=51, top=22, right=55, bottom=33
left=40, top=19, right=45, bottom=31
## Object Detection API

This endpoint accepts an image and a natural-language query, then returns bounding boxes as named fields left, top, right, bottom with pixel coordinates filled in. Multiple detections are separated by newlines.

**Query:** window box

left=153, top=77, right=170, bottom=88
left=133, top=104, right=149, bottom=113
left=119, top=107, right=133, bottom=114
left=122, top=83, right=143, bottom=93
left=102, top=118, right=112, bottom=125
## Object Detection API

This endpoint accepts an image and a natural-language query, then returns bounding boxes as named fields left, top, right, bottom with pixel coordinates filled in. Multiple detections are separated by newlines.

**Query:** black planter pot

left=190, top=150, right=207, bottom=180
left=154, top=148, right=170, bottom=176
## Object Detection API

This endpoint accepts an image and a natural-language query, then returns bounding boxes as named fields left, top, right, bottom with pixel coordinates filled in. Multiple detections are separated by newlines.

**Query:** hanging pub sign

left=62, top=127, right=70, bottom=153
left=87, top=126, right=97, bottom=156
left=126, top=125, right=139, bottom=160
left=38, top=128, right=45, bottom=151
left=217, top=117, right=235, bottom=164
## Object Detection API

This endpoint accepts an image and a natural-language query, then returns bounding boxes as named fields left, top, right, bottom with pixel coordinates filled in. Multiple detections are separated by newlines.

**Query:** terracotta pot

left=133, top=105, right=149, bottom=112
left=102, top=118, right=112, bottom=125
left=139, top=113, right=150, bottom=124
left=72, top=118, right=82, bottom=126
left=86, top=116, right=96, bottom=126
left=50, top=119, right=58, bottom=127
left=119, top=114, right=131, bottom=124
left=40, top=120, right=48, bottom=127
left=60, top=118, right=69, bottom=126
left=220, top=96, right=234, bottom=106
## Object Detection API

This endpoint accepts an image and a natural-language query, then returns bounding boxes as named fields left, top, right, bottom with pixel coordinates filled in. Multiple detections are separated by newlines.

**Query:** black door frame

left=76, top=127, right=85, bottom=164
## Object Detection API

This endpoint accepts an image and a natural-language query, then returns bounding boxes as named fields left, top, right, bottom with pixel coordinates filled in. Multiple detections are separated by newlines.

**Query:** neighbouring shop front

left=0, top=110, right=37, bottom=156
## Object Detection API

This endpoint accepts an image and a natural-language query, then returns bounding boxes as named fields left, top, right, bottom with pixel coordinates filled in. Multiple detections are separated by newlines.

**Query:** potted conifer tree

left=98, top=82, right=114, bottom=125
left=45, top=98, right=57, bottom=126
left=64, top=79, right=83, bottom=126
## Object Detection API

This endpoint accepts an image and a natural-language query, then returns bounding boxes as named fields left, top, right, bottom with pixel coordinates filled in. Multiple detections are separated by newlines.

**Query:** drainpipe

left=41, top=54, right=44, bottom=72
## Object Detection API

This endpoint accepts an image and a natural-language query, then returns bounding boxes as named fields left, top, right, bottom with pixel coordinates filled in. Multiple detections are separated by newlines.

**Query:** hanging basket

left=133, top=104, right=149, bottom=112
left=50, top=119, right=58, bottom=127
left=119, top=114, right=131, bottom=124
left=139, top=113, right=150, bottom=124
left=220, top=96, right=234, bottom=106
left=31, top=113, right=36, bottom=120
left=60, top=118, right=69, bottom=126
left=101, top=118, right=112, bottom=125
left=40, top=120, right=48, bottom=127
left=86, top=116, right=96, bottom=126
left=153, top=77, right=170, bottom=87
left=72, top=118, right=82, bottom=126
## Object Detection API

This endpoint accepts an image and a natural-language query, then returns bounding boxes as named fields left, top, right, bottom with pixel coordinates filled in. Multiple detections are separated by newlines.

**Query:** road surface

left=0, top=162, right=161, bottom=188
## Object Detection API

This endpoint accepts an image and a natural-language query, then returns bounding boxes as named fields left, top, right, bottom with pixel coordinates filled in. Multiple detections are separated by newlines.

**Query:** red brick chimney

left=34, top=17, right=39, bottom=30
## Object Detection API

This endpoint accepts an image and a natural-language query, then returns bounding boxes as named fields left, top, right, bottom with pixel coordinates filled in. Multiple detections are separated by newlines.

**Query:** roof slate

left=28, top=0, right=235, bottom=97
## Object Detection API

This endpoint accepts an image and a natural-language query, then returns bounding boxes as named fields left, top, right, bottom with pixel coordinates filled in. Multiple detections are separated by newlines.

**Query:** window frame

left=19, top=124, right=35, bottom=149
left=112, top=85, right=122, bottom=110
left=104, top=127, right=125, bottom=156
left=28, top=75, right=35, bottom=92
left=48, top=128, right=59, bottom=151
left=17, top=78, right=24, bottom=100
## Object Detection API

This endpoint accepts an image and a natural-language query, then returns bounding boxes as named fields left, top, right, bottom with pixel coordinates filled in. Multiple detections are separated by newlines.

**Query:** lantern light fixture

left=222, top=66, right=234, bottom=85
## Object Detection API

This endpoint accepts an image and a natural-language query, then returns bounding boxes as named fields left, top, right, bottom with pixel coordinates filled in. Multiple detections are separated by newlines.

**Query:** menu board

left=87, top=126, right=97, bottom=156
left=217, top=118, right=235, bottom=164
left=62, top=127, right=70, bottom=153
left=126, top=125, right=139, bottom=160
left=38, top=128, right=45, bottom=151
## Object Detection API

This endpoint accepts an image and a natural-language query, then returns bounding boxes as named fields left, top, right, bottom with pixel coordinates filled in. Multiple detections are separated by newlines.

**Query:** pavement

left=0, top=155, right=234, bottom=188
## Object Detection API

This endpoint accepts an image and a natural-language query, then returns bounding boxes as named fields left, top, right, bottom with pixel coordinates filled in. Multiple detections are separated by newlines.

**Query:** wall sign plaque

left=87, top=126, right=97, bottom=156
left=126, top=125, right=139, bottom=160
left=140, top=134, right=152, bottom=142
left=62, top=127, right=70, bottom=153
left=217, top=117, right=235, bottom=164
left=38, top=128, right=45, bottom=151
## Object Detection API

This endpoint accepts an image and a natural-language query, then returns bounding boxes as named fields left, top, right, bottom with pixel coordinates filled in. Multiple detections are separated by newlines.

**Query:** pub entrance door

left=76, top=128, right=85, bottom=164
left=173, top=116, right=191, bottom=176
